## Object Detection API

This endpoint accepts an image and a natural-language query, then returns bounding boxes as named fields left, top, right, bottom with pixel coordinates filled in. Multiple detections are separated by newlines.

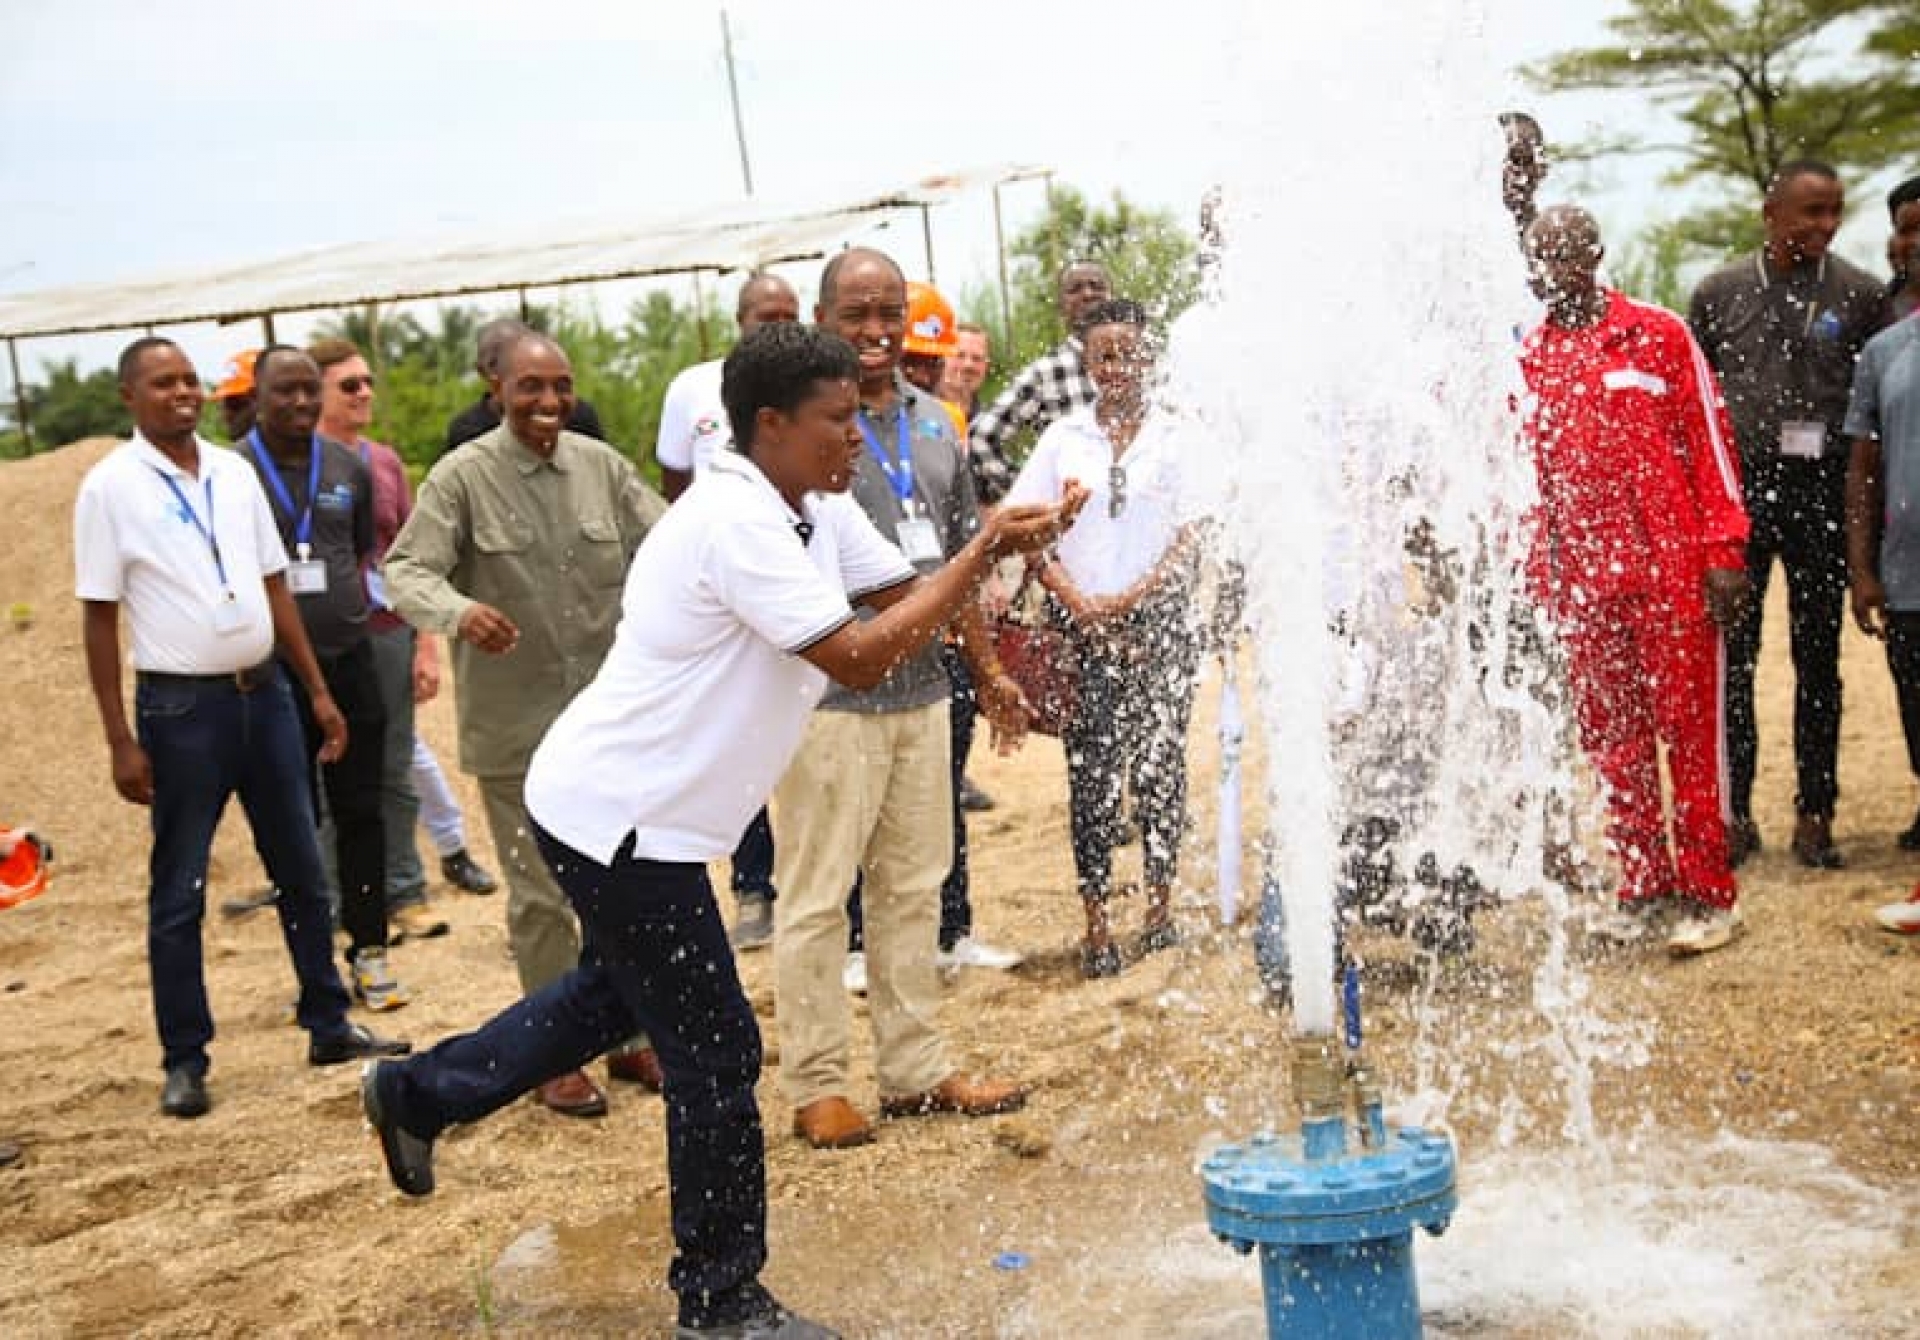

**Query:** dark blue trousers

left=382, top=824, right=768, bottom=1326
left=137, top=666, right=353, bottom=1076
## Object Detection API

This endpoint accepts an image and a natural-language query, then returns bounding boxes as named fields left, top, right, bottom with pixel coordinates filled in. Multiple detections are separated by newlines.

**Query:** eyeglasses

left=337, top=375, right=375, bottom=394
left=1108, top=464, right=1127, bottom=518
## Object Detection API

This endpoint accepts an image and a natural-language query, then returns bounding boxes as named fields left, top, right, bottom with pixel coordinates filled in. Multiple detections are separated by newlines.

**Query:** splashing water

left=1171, top=0, right=1572, bottom=1038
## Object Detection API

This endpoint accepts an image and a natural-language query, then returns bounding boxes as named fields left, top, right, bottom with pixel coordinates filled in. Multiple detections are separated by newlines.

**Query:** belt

left=136, top=661, right=279, bottom=693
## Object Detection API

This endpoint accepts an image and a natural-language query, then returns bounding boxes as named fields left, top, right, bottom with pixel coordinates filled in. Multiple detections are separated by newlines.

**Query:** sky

left=0, top=0, right=1903, bottom=395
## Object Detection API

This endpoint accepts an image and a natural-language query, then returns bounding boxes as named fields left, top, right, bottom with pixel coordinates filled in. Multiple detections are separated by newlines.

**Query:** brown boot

left=1791, top=814, right=1844, bottom=870
left=792, top=1096, right=874, bottom=1149
left=880, top=1073, right=1028, bottom=1119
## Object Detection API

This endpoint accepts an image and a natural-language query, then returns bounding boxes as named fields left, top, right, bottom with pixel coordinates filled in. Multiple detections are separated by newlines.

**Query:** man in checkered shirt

left=968, top=260, right=1112, bottom=502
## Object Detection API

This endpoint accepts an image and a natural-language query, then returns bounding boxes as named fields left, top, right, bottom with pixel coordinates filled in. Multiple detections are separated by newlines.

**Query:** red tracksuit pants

left=1561, top=588, right=1737, bottom=909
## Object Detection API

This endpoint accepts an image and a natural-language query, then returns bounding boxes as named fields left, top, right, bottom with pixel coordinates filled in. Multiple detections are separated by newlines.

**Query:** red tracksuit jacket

left=1519, top=289, right=1749, bottom=618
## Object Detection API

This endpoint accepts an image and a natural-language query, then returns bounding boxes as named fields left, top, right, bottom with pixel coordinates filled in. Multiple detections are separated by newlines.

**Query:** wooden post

left=992, top=181, right=1013, bottom=350
left=6, top=337, right=33, bottom=455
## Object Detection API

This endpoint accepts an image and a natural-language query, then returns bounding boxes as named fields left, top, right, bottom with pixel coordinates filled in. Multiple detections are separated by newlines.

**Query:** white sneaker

left=1873, top=888, right=1920, bottom=934
left=936, top=935, right=1023, bottom=971
left=1589, top=899, right=1663, bottom=944
left=1667, top=904, right=1746, bottom=957
left=842, top=951, right=868, bottom=996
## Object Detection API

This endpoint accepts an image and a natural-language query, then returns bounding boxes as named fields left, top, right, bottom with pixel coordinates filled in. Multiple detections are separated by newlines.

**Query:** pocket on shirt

left=473, top=522, right=533, bottom=556
left=577, top=516, right=628, bottom=587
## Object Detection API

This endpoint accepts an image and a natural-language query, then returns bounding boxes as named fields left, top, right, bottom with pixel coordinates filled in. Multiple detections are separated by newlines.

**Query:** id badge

left=364, top=567, right=389, bottom=611
left=288, top=559, right=330, bottom=595
left=1779, top=421, right=1825, bottom=460
left=896, top=517, right=943, bottom=566
left=210, top=588, right=249, bottom=635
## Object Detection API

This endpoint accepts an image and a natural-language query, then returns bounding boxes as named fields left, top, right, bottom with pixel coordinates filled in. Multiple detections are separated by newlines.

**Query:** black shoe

left=676, top=1282, right=840, bottom=1339
left=160, top=1066, right=210, bottom=1119
left=1726, top=817, right=1761, bottom=869
left=309, top=1023, right=412, bottom=1067
left=361, top=1060, right=435, bottom=1197
left=1080, top=943, right=1123, bottom=980
left=1791, top=814, right=1845, bottom=870
left=1138, top=920, right=1181, bottom=956
left=957, top=777, right=995, bottom=813
left=1898, top=810, right=1920, bottom=852
left=440, top=849, right=497, bottom=894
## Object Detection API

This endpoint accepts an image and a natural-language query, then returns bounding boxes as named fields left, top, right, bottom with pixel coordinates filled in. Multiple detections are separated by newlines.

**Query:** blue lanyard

left=857, top=406, right=914, bottom=508
left=247, top=429, right=322, bottom=551
left=150, top=466, right=230, bottom=590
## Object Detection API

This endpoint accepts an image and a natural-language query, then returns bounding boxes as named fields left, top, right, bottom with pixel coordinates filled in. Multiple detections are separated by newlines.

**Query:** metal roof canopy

left=0, top=164, right=1052, bottom=341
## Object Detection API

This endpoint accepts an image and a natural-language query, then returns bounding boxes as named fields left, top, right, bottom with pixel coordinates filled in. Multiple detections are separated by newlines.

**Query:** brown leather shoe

left=1791, top=814, right=1845, bottom=870
left=607, top=1047, right=664, bottom=1091
left=791, top=1096, right=874, bottom=1149
left=880, top=1073, right=1028, bottom=1119
left=536, top=1069, right=608, bottom=1119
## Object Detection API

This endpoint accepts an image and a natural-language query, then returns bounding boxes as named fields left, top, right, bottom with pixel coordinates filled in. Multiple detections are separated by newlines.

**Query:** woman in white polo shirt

left=1005, top=299, right=1202, bottom=980
left=360, top=323, right=1080, bottom=1340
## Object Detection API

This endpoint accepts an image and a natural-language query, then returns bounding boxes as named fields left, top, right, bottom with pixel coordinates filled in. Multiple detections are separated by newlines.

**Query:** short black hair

left=1077, top=298, right=1150, bottom=332
left=253, top=343, right=314, bottom=383
left=722, top=323, right=859, bottom=451
left=117, top=336, right=180, bottom=385
left=1890, top=174, right=1920, bottom=220
left=817, top=247, right=903, bottom=309
left=1766, top=158, right=1839, bottom=201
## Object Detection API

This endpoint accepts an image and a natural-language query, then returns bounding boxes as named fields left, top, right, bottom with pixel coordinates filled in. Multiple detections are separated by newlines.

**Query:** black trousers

left=1724, top=455, right=1847, bottom=820
left=287, top=639, right=389, bottom=959
left=1886, top=611, right=1920, bottom=782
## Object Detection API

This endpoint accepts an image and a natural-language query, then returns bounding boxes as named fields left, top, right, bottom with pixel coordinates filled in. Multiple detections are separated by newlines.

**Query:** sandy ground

left=0, top=438, right=1915, bottom=1338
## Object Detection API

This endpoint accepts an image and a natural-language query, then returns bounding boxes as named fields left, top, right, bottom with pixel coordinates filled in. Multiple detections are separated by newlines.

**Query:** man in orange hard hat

left=900, top=281, right=969, bottom=443
left=210, top=349, right=259, bottom=442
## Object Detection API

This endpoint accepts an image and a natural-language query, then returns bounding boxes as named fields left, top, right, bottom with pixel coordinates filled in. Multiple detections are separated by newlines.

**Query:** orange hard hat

left=0, top=828, right=51, bottom=911
left=211, top=349, right=259, bottom=400
left=903, top=282, right=958, bottom=357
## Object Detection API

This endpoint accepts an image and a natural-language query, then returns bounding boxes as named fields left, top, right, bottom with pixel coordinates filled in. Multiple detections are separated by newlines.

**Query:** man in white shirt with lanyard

left=654, top=272, right=800, bottom=952
left=76, top=337, right=408, bottom=1121
left=360, top=323, right=1081, bottom=1338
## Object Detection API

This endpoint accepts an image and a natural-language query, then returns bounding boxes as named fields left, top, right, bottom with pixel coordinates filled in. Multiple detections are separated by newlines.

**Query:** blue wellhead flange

left=1200, top=1126, right=1457, bottom=1339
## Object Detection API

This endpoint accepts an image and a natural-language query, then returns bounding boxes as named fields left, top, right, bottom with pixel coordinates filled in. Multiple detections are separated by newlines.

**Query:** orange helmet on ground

left=211, top=349, right=259, bottom=400
left=0, top=828, right=51, bottom=910
left=903, top=282, right=958, bottom=357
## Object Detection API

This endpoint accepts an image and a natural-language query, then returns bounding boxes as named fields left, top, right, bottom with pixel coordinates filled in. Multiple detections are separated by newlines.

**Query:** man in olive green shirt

left=385, top=333, right=665, bottom=1117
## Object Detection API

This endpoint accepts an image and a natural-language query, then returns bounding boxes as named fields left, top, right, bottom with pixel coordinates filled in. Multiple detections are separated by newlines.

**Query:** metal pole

left=721, top=9, right=754, bottom=196
left=992, top=181, right=1013, bottom=351
left=7, top=337, right=33, bottom=455
left=921, top=205, right=936, bottom=285
left=261, top=313, right=278, bottom=344
left=518, top=288, right=530, bottom=322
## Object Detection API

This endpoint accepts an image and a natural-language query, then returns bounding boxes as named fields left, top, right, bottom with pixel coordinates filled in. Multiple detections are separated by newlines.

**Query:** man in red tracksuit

left=1519, top=205, right=1754, bottom=956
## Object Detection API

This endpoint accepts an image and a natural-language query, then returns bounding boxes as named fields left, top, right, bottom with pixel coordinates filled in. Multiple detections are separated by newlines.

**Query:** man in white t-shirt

left=654, top=272, right=800, bottom=952
left=361, top=323, right=1080, bottom=1339
left=76, top=337, right=408, bottom=1121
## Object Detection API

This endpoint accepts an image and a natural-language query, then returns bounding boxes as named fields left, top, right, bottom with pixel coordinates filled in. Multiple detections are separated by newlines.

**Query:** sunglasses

left=337, top=375, right=375, bottom=394
left=1108, top=464, right=1127, bottom=518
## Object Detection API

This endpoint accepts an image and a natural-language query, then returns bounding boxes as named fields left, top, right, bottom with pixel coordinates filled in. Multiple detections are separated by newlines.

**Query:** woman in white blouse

left=1004, top=299, right=1201, bottom=979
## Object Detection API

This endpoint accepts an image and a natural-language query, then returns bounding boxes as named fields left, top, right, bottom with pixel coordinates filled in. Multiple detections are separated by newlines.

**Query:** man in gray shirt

left=774, top=247, right=1032, bottom=1150
left=1845, top=309, right=1920, bottom=847
left=1689, top=159, right=1887, bottom=869
left=244, top=346, right=407, bottom=1011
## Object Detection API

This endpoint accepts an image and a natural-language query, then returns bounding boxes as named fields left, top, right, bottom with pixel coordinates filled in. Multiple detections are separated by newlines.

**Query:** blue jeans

left=381, top=824, right=768, bottom=1327
left=136, top=666, right=353, bottom=1077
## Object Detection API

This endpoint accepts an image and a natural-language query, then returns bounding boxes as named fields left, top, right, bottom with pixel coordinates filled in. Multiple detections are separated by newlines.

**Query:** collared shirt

left=967, top=336, right=1097, bottom=503
left=1006, top=405, right=1188, bottom=597
left=1687, top=249, right=1886, bottom=463
left=654, top=357, right=731, bottom=478
left=383, top=424, right=665, bottom=776
left=819, top=377, right=974, bottom=715
left=1846, top=315, right=1920, bottom=609
left=73, top=434, right=287, bottom=673
left=245, top=436, right=374, bottom=660
left=525, top=450, right=914, bottom=865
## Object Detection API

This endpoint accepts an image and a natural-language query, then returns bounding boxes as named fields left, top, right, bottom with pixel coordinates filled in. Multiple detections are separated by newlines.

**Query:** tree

left=969, top=184, right=1200, bottom=393
left=1528, top=1, right=1920, bottom=250
left=1, top=358, right=128, bottom=455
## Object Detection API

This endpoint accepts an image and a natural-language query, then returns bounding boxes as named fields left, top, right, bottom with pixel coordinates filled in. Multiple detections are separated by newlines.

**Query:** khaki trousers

left=478, top=772, right=579, bottom=994
left=773, top=703, right=952, bottom=1108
